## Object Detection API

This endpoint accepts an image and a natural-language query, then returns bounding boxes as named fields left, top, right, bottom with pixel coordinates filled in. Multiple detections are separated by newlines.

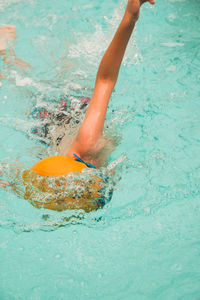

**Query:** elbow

left=96, top=75, right=116, bottom=89
left=96, top=67, right=119, bottom=85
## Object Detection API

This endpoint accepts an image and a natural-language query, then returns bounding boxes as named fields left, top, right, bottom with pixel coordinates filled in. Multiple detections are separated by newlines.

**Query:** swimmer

left=0, top=25, right=31, bottom=76
left=29, top=95, right=91, bottom=146
left=1, top=0, right=155, bottom=212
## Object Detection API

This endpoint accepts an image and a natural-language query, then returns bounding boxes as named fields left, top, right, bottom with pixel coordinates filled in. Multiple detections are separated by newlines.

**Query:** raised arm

left=67, top=0, right=155, bottom=162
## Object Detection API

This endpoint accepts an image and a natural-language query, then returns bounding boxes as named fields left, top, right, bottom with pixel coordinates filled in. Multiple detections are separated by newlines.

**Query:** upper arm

left=67, top=79, right=115, bottom=158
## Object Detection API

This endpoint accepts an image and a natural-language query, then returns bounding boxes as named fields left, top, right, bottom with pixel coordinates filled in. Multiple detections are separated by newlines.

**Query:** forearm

left=78, top=11, right=137, bottom=140
left=96, top=10, right=137, bottom=83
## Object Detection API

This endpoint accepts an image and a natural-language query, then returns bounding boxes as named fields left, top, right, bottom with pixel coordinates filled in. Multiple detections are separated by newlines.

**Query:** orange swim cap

left=30, top=155, right=87, bottom=177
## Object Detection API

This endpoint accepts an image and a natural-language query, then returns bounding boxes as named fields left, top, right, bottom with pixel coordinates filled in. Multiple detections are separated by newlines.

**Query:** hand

left=0, top=25, right=17, bottom=51
left=0, top=179, right=10, bottom=188
left=0, top=25, right=32, bottom=71
left=126, top=0, right=155, bottom=21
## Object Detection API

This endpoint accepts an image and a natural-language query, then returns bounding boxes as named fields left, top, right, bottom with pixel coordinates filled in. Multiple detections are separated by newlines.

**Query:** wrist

left=124, top=9, right=138, bottom=25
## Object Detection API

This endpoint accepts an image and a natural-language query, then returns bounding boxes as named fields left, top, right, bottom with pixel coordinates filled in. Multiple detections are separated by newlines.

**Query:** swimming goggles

left=73, top=153, right=96, bottom=169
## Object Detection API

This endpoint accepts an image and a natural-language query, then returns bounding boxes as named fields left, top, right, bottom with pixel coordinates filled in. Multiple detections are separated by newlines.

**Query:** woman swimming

left=0, top=0, right=155, bottom=212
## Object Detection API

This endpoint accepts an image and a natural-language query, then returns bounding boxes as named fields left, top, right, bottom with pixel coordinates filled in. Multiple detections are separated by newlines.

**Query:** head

left=22, top=170, right=105, bottom=212
left=22, top=156, right=107, bottom=212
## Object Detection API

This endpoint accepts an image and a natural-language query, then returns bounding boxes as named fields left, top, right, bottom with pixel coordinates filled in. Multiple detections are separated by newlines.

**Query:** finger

left=141, top=0, right=155, bottom=4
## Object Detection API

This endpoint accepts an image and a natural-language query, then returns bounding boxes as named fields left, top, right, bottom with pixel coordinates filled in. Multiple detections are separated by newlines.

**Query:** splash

left=0, top=158, right=125, bottom=232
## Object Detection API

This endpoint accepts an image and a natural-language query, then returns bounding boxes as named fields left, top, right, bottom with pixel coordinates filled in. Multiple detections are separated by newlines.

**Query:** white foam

left=108, top=154, right=127, bottom=170
left=169, top=0, right=186, bottom=2
left=10, top=71, right=45, bottom=93
left=166, top=65, right=177, bottom=72
left=68, top=2, right=141, bottom=68
left=0, top=0, right=22, bottom=11
left=161, top=42, right=184, bottom=47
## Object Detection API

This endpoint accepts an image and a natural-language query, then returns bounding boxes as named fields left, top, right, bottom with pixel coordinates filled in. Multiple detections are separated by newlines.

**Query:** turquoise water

left=0, top=0, right=200, bottom=299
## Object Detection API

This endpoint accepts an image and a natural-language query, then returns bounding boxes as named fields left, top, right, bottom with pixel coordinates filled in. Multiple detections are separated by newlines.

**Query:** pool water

left=0, top=0, right=200, bottom=299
